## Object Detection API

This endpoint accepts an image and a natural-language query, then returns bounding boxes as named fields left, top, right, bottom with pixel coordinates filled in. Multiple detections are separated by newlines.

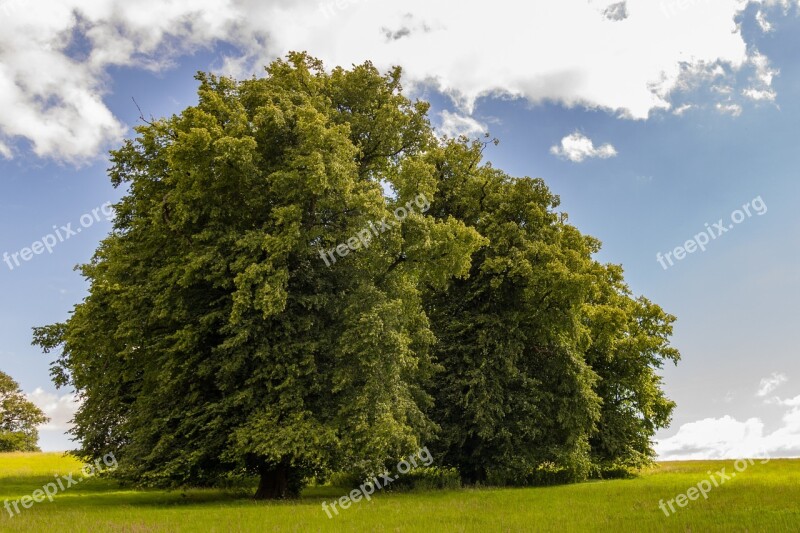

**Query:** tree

left=0, top=371, right=48, bottom=452
left=582, top=270, right=679, bottom=471
left=423, top=139, right=679, bottom=483
left=32, top=53, right=679, bottom=496
left=33, top=53, right=484, bottom=498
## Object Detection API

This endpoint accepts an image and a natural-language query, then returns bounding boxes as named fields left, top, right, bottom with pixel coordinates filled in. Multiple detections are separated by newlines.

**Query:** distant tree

left=0, top=371, right=48, bottom=452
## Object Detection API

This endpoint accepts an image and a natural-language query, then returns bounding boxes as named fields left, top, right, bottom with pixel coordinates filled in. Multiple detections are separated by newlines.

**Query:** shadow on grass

left=0, top=474, right=365, bottom=511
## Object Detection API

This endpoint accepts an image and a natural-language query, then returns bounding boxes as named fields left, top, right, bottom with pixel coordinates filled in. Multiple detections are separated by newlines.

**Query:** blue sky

left=1, top=0, right=799, bottom=457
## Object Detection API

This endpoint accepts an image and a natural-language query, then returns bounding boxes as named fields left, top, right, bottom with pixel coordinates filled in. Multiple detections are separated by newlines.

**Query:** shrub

left=390, top=467, right=462, bottom=492
left=329, top=466, right=461, bottom=492
left=0, top=431, right=39, bottom=453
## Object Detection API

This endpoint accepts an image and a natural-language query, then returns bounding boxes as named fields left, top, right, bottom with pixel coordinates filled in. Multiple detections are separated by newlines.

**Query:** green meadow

left=1, top=453, right=798, bottom=532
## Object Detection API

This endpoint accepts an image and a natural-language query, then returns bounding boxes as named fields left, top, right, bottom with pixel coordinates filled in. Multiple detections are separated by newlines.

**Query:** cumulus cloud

left=0, top=0, right=243, bottom=163
left=550, top=132, right=618, bottom=162
left=437, top=110, right=488, bottom=139
left=0, top=141, right=13, bottom=159
left=656, top=415, right=770, bottom=460
left=746, top=50, right=780, bottom=101
left=657, top=374, right=800, bottom=460
left=716, top=102, right=743, bottom=116
left=758, top=372, right=788, bottom=397
left=656, top=404, right=800, bottom=460
left=756, top=10, right=774, bottom=31
left=0, top=0, right=792, bottom=162
left=25, top=387, right=80, bottom=431
left=743, top=88, right=777, bottom=101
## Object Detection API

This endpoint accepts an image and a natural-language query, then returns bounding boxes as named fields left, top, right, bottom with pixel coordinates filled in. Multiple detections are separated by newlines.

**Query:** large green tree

left=32, top=53, right=679, bottom=497
left=423, top=139, right=679, bottom=483
left=0, top=371, right=48, bottom=452
left=33, top=53, right=483, bottom=498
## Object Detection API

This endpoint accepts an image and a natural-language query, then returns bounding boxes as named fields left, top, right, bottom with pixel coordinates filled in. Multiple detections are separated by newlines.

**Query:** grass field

left=1, top=453, right=799, bottom=532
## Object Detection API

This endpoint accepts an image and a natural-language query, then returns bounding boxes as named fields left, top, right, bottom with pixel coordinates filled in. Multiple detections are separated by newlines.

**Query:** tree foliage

left=32, top=53, right=679, bottom=497
left=422, top=141, right=679, bottom=483
left=0, top=371, right=48, bottom=452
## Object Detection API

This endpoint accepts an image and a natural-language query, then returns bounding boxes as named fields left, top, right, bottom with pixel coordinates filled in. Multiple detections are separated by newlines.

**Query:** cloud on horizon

left=656, top=373, right=800, bottom=460
left=25, top=388, right=80, bottom=451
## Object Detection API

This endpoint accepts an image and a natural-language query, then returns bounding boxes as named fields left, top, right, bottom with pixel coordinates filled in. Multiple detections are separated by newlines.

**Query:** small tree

left=0, top=371, right=48, bottom=452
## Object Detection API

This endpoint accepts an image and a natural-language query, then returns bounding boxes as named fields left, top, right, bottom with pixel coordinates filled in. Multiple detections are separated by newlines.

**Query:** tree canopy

left=423, top=143, right=679, bottom=482
left=0, top=370, right=48, bottom=452
left=32, top=52, right=679, bottom=498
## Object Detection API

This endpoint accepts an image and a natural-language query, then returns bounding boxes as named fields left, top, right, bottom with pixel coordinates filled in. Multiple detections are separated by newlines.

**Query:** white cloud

left=550, top=132, right=618, bottom=162
left=657, top=375, right=800, bottom=460
left=437, top=110, right=488, bottom=139
left=753, top=52, right=778, bottom=84
left=25, top=387, right=81, bottom=431
left=758, top=372, right=788, bottom=397
left=775, top=394, right=800, bottom=407
left=716, top=102, right=743, bottom=116
left=756, top=9, right=774, bottom=31
left=656, top=415, right=770, bottom=460
left=655, top=406, right=800, bottom=461
left=0, top=0, right=791, bottom=162
left=743, top=88, right=776, bottom=101
left=746, top=51, right=780, bottom=100
left=0, top=141, right=13, bottom=159
left=656, top=401, right=800, bottom=460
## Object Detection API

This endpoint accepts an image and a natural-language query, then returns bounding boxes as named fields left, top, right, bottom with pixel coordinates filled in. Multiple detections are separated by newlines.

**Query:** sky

left=0, top=0, right=799, bottom=459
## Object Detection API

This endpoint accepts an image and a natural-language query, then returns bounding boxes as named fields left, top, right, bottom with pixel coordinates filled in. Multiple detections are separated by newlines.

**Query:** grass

left=1, top=453, right=799, bottom=531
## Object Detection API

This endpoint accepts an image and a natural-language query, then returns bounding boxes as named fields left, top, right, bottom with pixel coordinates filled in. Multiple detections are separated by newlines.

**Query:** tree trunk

left=254, top=462, right=290, bottom=500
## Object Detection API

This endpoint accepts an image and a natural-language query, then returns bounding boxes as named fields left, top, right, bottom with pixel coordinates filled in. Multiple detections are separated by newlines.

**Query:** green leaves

left=31, top=53, right=484, bottom=496
left=30, top=52, right=679, bottom=495
left=422, top=138, right=679, bottom=483
left=0, top=371, right=49, bottom=452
